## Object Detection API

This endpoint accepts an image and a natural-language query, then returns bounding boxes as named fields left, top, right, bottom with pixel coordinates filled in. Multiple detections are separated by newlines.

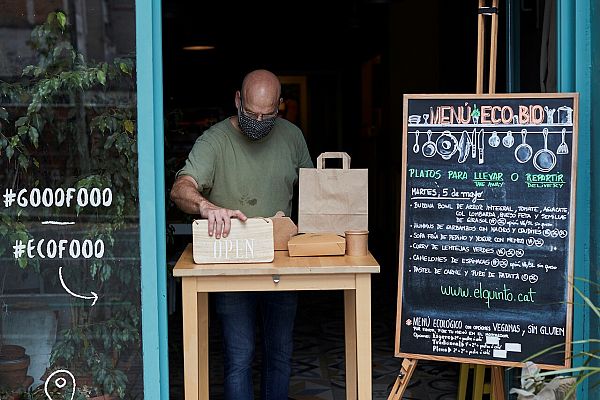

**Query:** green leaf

left=28, top=126, right=39, bottom=147
left=0, top=107, right=8, bottom=121
left=5, top=145, right=14, bottom=160
left=18, top=154, right=29, bottom=170
left=97, top=70, right=106, bottom=86
left=18, top=256, right=27, bottom=269
left=15, top=116, right=29, bottom=127
left=124, top=120, right=134, bottom=134
left=57, top=11, right=67, bottom=30
left=17, top=125, right=29, bottom=135
left=119, top=62, right=129, bottom=75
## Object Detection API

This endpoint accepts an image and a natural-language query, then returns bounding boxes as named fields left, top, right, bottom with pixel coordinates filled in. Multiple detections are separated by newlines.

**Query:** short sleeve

left=176, top=138, right=216, bottom=193
left=297, top=134, right=313, bottom=169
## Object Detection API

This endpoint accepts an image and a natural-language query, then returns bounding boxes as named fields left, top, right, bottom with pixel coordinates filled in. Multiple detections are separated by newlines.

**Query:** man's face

left=236, top=90, right=281, bottom=122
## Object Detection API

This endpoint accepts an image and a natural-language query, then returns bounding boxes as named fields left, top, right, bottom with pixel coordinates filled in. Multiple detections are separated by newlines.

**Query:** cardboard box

left=287, top=233, right=345, bottom=257
left=192, top=218, right=274, bottom=264
left=270, top=213, right=298, bottom=250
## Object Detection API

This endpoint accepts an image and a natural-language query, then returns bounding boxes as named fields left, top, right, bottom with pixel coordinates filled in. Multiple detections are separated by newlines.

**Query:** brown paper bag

left=298, top=152, right=368, bottom=235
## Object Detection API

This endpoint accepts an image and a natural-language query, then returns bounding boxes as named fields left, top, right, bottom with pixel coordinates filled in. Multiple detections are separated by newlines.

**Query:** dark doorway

left=162, top=1, right=551, bottom=398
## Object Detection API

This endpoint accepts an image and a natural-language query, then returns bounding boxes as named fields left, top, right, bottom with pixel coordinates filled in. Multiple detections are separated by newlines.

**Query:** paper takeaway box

left=287, top=233, right=345, bottom=257
left=298, top=152, right=368, bottom=236
left=270, top=212, right=298, bottom=250
left=192, top=218, right=274, bottom=264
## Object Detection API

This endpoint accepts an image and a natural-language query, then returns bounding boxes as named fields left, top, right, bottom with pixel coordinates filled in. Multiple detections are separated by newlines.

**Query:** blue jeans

left=214, top=291, right=297, bottom=400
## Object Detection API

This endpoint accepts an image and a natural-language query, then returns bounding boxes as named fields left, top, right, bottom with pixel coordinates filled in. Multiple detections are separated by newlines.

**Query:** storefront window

left=0, top=2, right=142, bottom=398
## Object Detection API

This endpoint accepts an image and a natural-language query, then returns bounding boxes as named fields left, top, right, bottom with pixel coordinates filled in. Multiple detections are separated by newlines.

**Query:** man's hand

left=199, top=201, right=247, bottom=239
left=170, top=175, right=247, bottom=238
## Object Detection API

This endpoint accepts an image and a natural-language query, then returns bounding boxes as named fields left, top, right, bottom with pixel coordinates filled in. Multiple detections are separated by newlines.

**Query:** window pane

left=0, top=2, right=142, bottom=398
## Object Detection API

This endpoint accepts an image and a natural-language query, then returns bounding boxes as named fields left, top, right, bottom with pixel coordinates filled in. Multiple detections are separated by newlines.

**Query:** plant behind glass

left=0, top=11, right=141, bottom=399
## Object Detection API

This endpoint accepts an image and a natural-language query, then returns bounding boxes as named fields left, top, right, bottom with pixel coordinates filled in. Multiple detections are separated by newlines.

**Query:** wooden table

left=173, top=244, right=380, bottom=400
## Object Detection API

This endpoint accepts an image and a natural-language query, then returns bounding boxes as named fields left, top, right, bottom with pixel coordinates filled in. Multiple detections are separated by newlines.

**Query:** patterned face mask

left=237, top=104, right=277, bottom=141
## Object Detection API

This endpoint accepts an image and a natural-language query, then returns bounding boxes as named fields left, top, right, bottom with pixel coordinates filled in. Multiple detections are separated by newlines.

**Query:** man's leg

left=214, top=292, right=257, bottom=400
left=259, top=291, right=298, bottom=400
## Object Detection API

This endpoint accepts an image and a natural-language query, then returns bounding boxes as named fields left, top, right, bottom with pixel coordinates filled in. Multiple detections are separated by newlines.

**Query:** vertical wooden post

left=476, top=0, right=486, bottom=94
left=489, top=0, right=499, bottom=94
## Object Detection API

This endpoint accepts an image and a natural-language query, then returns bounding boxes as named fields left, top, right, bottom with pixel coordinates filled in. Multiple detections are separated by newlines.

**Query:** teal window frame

left=136, top=0, right=169, bottom=399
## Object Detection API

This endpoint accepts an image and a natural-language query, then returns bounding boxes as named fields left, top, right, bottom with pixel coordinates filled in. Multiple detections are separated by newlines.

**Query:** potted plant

left=0, top=11, right=141, bottom=399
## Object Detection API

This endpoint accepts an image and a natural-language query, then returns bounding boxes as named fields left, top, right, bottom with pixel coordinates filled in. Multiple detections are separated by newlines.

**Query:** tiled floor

left=168, top=289, right=460, bottom=400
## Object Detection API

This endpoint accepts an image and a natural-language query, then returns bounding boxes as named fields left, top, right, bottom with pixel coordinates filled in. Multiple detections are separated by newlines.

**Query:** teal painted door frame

left=558, top=0, right=598, bottom=398
left=136, top=0, right=169, bottom=399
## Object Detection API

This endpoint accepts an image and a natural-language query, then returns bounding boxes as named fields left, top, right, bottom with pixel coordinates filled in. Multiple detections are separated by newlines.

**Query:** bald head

left=236, top=70, right=281, bottom=117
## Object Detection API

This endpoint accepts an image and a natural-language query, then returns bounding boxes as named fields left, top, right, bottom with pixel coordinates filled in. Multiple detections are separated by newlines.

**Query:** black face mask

left=237, top=107, right=276, bottom=141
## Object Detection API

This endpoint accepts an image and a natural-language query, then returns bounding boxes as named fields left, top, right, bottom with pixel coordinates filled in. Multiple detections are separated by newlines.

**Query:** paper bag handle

left=317, top=152, right=351, bottom=169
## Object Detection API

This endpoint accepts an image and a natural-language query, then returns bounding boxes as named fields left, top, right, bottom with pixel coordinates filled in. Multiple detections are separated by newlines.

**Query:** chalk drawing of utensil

left=533, top=128, right=557, bottom=172
left=544, top=106, right=556, bottom=124
left=503, top=130, right=514, bottom=148
left=488, top=130, right=500, bottom=147
left=422, top=130, right=436, bottom=157
left=515, top=129, right=533, bottom=163
left=478, top=129, right=485, bottom=164
left=413, top=130, right=420, bottom=153
left=557, top=106, right=573, bottom=124
left=422, top=114, right=429, bottom=124
left=436, top=130, right=458, bottom=160
left=557, top=128, right=569, bottom=154
left=471, top=129, right=477, bottom=158
left=408, top=114, right=421, bottom=124
left=458, top=130, right=470, bottom=163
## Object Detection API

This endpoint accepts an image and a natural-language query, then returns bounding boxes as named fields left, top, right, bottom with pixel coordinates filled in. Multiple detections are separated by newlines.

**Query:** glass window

left=0, top=2, right=142, bottom=398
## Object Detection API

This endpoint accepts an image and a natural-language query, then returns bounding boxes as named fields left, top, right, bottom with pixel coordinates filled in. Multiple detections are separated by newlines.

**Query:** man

left=170, top=69, right=313, bottom=400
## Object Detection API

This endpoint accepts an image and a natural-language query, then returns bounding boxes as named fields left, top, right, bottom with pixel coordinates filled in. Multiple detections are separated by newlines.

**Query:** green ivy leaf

left=119, top=62, right=129, bottom=75
left=28, top=126, right=39, bottom=147
left=15, top=116, right=29, bottom=127
left=123, top=120, right=134, bottom=134
left=5, top=144, right=14, bottom=160
left=18, top=256, right=27, bottom=269
left=57, top=12, right=67, bottom=30
left=18, top=154, right=28, bottom=170
left=17, top=125, right=29, bottom=135
left=97, top=70, right=106, bottom=86
left=0, top=107, right=8, bottom=121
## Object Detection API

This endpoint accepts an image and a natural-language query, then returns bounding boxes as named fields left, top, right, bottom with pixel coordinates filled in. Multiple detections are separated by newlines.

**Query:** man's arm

left=170, top=175, right=247, bottom=238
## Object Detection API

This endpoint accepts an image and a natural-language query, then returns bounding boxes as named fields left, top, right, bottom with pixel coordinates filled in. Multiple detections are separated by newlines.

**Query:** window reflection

left=0, top=2, right=141, bottom=398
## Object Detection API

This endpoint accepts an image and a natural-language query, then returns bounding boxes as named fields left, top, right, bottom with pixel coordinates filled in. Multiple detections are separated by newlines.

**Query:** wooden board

left=192, top=218, right=274, bottom=264
left=396, top=93, right=578, bottom=370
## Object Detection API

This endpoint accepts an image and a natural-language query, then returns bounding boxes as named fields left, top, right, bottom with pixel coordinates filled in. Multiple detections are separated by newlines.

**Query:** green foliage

left=0, top=10, right=141, bottom=399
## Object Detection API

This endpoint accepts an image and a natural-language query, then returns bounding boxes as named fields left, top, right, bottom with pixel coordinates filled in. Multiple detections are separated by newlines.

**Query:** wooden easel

left=477, top=1, right=506, bottom=397
left=388, top=2, right=505, bottom=399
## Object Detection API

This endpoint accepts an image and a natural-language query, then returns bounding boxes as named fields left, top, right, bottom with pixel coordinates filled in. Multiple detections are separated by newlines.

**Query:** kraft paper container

left=287, top=233, right=345, bottom=257
left=345, top=230, right=369, bottom=256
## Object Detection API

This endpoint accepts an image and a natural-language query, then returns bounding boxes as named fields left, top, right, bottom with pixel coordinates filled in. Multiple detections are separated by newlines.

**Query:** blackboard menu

left=396, top=94, right=578, bottom=369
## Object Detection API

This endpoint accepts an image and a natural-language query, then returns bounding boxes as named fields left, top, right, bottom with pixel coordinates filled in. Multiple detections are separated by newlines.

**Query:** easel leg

left=491, top=366, right=505, bottom=400
left=386, top=359, right=418, bottom=400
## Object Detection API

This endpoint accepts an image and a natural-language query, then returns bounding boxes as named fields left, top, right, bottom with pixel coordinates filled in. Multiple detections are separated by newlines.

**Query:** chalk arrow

left=58, top=266, right=98, bottom=306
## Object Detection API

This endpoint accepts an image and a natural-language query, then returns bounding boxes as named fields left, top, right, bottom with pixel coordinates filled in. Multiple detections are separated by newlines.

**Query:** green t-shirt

left=177, top=117, right=313, bottom=217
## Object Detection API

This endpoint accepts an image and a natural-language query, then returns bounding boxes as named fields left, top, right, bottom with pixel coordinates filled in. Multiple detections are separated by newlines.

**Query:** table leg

left=344, top=289, right=358, bottom=400
left=355, top=274, right=372, bottom=400
left=182, top=279, right=199, bottom=400
left=198, top=292, right=209, bottom=399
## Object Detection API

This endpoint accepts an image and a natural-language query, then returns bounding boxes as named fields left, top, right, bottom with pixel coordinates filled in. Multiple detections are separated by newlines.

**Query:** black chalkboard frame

left=395, top=93, right=579, bottom=370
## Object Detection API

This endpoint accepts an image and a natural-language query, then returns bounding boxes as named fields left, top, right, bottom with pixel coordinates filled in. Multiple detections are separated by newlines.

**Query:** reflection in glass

left=0, top=3, right=141, bottom=398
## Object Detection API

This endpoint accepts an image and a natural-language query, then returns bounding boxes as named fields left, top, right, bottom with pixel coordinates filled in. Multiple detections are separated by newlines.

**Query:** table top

left=173, top=244, right=380, bottom=277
